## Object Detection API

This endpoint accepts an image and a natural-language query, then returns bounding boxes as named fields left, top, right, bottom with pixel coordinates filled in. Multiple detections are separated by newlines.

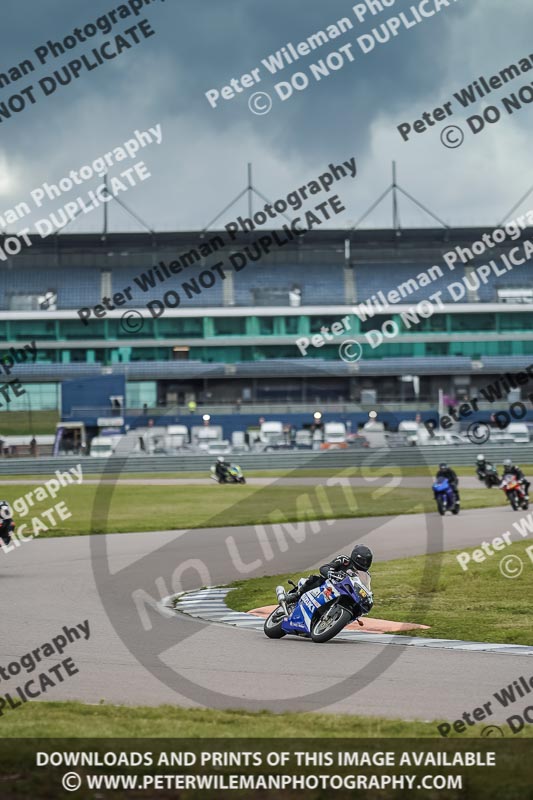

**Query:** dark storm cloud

left=0, top=0, right=532, bottom=230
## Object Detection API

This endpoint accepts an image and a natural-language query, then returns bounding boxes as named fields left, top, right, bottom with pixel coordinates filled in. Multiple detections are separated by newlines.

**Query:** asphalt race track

left=1, top=504, right=532, bottom=724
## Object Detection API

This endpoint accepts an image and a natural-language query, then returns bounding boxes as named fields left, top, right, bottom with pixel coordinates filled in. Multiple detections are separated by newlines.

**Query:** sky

left=0, top=0, right=532, bottom=234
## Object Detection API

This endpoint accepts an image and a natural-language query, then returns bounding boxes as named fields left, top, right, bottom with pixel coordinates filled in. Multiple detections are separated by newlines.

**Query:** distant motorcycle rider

left=436, top=462, right=460, bottom=502
left=214, top=456, right=229, bottom=482
left=0, top=501, right=14, bottom=546
left=289, top=544, right=373, bottom=600
left=502, top=459, right=530, bottom=499
left=476, top=454, right=494, bottom=480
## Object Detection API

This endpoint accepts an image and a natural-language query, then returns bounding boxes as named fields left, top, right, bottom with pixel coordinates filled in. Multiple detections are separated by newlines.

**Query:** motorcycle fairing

left=281, top=581, right=341, bottom=635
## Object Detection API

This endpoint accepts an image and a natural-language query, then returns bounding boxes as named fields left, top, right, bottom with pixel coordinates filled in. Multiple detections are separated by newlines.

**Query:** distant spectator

left=143, top=403, right=148, bottom=415
left=29, top=437, right=38, bottom=457
left=289, top=285, right=301, bottom=307
left=188, top=400, right=197, bottom=414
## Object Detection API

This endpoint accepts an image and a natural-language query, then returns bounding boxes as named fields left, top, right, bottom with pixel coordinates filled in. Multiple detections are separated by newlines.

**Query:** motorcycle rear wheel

left=310, top=604, right=352, bottom=643
left=264, top=606, right=287, bottom=639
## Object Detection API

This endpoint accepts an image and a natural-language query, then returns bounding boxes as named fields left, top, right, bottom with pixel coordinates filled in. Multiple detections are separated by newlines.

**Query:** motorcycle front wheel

left=437, top=497, right=446, bottom=516
left=310, top=604, right=352, bottom=643
left=264, top=606, right=287, bottom=639
left=509, top=492, right=520, bottom=511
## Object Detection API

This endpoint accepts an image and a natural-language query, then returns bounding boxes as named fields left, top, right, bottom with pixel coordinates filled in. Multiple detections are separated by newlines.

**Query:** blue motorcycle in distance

left=264, top=571, right=373, bottom=644
left=432, top=477, right=459, bottom=516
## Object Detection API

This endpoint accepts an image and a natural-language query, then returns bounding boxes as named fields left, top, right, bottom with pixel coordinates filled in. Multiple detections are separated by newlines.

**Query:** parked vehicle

left=90, top=435, right=122, bottom=457
left=192, top=426, right=224, bottom=451
left=294, top=430, right=313, bottom=450
left=259, top=421, right=285, bottom=447
left=432, top=477, right=460, bottom=515
left=420, top=433, right=468, bottom=446
left=207, top=440, right=232, bottom=456
left=346, top=434, right=370, bottom=448
left=322, top=422, right=347, bottom=449
left=398, top=420, right=421, bottom=446
left=506, top=423, right=530, bottom=444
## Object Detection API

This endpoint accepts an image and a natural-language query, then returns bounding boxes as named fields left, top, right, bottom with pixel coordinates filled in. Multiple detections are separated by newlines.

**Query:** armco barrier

left=2, top=444, right=533, bottom=475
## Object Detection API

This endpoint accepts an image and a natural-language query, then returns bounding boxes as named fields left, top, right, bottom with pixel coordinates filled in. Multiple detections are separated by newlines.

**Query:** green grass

left=2, top=701, right=530, bottom=738
left=0, top=410, right=59, bottom=435
left=227, top=541, right=533, bottom=646
left=1, top=465, right=530, bottom=481
left=3, top=483, right=507, bottom=537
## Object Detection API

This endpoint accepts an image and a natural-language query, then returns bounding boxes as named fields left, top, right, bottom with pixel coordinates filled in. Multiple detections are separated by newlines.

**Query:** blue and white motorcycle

left=264, top=571, right=373, bottom=643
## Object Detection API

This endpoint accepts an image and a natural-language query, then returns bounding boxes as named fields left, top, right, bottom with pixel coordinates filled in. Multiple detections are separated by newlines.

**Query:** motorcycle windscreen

left=354, top=570, right=371, bottom=592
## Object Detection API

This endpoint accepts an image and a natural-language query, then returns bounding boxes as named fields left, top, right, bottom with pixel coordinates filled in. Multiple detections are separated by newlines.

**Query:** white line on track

left=172, top=588, right=533, bottom=656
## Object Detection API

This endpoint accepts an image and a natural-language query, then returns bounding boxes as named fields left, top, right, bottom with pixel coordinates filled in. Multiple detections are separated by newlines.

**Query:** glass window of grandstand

left=156, top=318, right=203, bottom=337
left=8, top=319, right=57, bottom=340
left=33, top=349, right=60, bottom=364
left=283, top=317, right=301, bottom=335
left=449, top=313, right=495, bottom=332
left=213, top=317, right=246, bottom=336
left=425, top=343, right=449, bottom=356
left=258, top=317, right=275, bottom=335
left=69, top=349, right=90, bottom=363
left=374, top=343, right=418, bottom=358
left=499, top=312, right=533, bottom=332
left=412, top=313, right=446, bottom=333
left=253, top=346, right=311, bottom=359
left=108, top=318, right=156, bottom=339
left=60, top=320, right=106, bottom=340
left=130, top=347, right=170, bottom=362
left=310, top=316, right=343, bottom=332
left=8, top=290, right=57, bottom=312
left=358, top=315, right=391, bottom=334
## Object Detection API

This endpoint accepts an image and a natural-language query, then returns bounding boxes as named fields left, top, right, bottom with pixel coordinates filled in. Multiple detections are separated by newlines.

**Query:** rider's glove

left=328, top=569, right=344, bottom=582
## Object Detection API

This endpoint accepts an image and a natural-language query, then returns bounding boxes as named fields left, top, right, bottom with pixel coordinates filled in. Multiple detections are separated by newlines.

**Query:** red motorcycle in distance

left=500, top=476, right=529, bottom=511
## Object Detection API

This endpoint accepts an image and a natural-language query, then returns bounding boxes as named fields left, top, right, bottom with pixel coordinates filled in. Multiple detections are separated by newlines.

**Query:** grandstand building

left=1, top=227, right=532, bottom=412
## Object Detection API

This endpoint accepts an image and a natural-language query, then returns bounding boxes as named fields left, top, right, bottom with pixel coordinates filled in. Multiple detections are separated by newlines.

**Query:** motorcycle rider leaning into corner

left=0, top=501, right=14, bottom=546
left=476, top=454, right=495, bottom=480
left=288, top=544, right=373, bottom=601
left=502, top=458, right=530, bottom=499
left=214, top=456, right=230, bottom=482
left=435, top=462, right=460, bottom=503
